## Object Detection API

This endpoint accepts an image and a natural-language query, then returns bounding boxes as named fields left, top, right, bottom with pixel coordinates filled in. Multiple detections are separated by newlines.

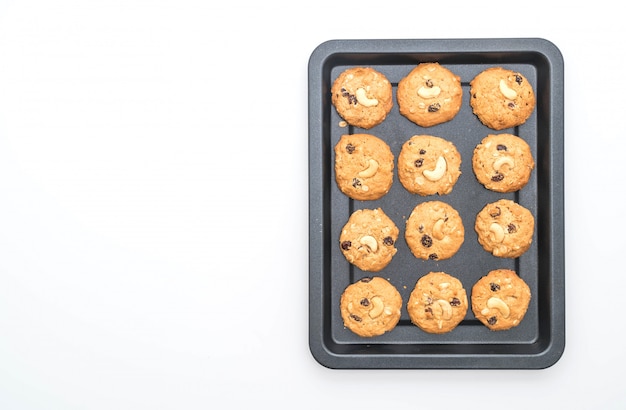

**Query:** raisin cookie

left=469, top=67, right=536, bottom=130
left=340, top=276, right=403, bottom=337
left=405, top=201, right=465, bottom=261
left=397, top=63, right=463, bottom=127
left=472, top=133, right=535, bottom=192
left=339, top=208, right=399, bottom=272
left=471, top=269, right=531, bottom=331
left=331, top=67, right=394, bottom=129
left=407, top=271, right=468, bottom=334
left=397, top=135, right=462, bottom=196
left=474, top=199, right=534, bottom=258
left=334, top=134, right=394, bottom=201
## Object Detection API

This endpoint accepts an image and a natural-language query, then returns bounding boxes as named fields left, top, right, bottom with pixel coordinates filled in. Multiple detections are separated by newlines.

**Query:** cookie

left=469, top=67, right=536, bottom=130
left=405, top=201, right=465, bottom=261
left=407, top=271, right=468, bottom=334
left=397, top=62, right=463, bottom=127
left=334, top=134, right=394, bottom=201
left=331, top=67, right=393, bottom=129
left=471, top=269, right=531, bottom=331
left=397, top=135, right=462, bottom=196
left=340, top=276, right=402, bottom=337
left=474, top=199, right=534, bottom=258
left=339, top=208, right=399, bottom=272
left=472, top=133, right=535, bottom=192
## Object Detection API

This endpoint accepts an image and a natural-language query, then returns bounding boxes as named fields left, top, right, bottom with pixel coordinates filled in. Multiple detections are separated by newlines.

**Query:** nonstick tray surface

left=308, top=38, right=564, bottom=369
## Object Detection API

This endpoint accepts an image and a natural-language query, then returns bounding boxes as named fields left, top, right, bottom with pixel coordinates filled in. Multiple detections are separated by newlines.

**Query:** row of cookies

left=340, top=202, right=534, bottom=271
left=340, top=270, right=532, bottom=337
left=331, top=63, right=536, bottom=130
left=335, top=133, right=535, bottom=201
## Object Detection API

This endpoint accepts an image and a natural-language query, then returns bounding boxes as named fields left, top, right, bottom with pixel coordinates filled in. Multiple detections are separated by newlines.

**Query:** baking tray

left=308, top=38, right=565, bottom=369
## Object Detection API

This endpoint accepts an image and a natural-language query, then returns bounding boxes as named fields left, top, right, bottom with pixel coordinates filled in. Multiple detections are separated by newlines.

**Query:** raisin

left=414, top=158, right=424, bottom=167
left=350, top=314, right=362, bottom=322
left=496, top=144, right=507, bottom=151
left=425, top=79, right=434, bottom=87
left=340, top=88, right=357, bottom=105
left=450, top=297, right=461, bottom=306
left=487, top=316, right=497, bottom=325
left=491, top=173, right=504, bottom=182
left=428, top=103, right=441, bottom=112
left=360, top=277, right=372, bottom=283
left=507, top=223, right=517, bottom=233
left=352, top=178, right=362, bottom=188
left=490, top=207, right=501, bottom=218
left=428, top=253, right=438, bottom=260
left=346, top=143, right=355, bottom=154
left=421, top=234, right=433, bottom=247
left=383, top=236, right=394, bottom=246
left=490, top=283, right=500, bottom=292
left=508, top=102, right=516, bottom=109
left=360, top=298, right=369, bottom=307
left=419, top=149, right=426, bottom=155
left=515, top=74, right=523, bottom=85
left=341, top=241, right=352, bottom=250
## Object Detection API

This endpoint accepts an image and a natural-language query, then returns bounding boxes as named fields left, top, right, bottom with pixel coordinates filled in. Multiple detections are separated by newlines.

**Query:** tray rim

left=308, top=37, right=565, bottom=369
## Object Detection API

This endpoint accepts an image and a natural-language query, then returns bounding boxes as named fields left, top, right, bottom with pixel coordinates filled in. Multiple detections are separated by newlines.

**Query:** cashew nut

left=499, top=79, right=518, bottom=100
left=489, top=223, right=505, bottom=243
left=432, top=218, right=445, bottom=240
left=368, top=296, right=384, bottom=318
left=358, top=158, right=379, bottom=178
left=423, top=156, right=447, bottom=181
left=487, top=297, right=510, bottom=318
left=417, top=85, right=441, bottom=99
left=359, top=235, right=378, bottom=252
left=433, top=299, right=453, bottom=320
left=493, top=156, right=515, bottom=171
left=355, top=87, right=379, bottom=107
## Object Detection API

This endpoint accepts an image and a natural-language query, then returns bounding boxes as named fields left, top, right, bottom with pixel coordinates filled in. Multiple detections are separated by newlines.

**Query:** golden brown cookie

left=471, top=269, right=531, bottom=331
left=331, top=67, right=393, bottom=129
left=339, top=208, right=399, bottom=272
left=397, top=63, right=463, bottom=127
left=469, top=67, right=536, bottom=130
left=407, top=271, right=468, bottom=334
left=340, top=276, right=403, bottom=337
left=405, top=201, right=465, bottom=261
left=474, top=199, right=534, bottom=258
left=472, top=133, right=535, bottom=192
left=397, top=135, right=462, bottom=196
left=334, top=134, right=394, bottom=201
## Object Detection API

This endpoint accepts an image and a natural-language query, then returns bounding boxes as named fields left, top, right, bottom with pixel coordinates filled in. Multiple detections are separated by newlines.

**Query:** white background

left=0, top=0, right=623, bottom=408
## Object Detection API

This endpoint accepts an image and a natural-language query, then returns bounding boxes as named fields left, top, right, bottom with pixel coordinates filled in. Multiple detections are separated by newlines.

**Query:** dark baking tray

left=308, top=38, right=564, bottom=369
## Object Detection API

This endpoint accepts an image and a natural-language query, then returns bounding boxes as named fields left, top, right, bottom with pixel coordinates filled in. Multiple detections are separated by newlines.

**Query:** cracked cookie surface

left=472, top=133, right=535, bottom=192
left=331, top=67, right=393, bottom=129
left=339, top=208, right=399, bottom=272
left=470, top=67, right=536, bottom=130
left=340, top=276, right=402, bottom=337
left=334, top=133, right=394, bottom=201
left=474, top=199, right=534, bottom=258
left=397, top=62, right=463, bottom=127
left=397, top=135, right=462, bottom=196
left=407, top=271, right=468, bottom=334
left=471, top=269, right=531, bottom=331
left=405, top=201, right=465, bottom=261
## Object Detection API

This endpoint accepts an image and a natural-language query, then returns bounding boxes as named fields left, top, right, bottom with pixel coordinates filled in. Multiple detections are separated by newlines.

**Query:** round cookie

left=474, top=199, right=534, bottom=258
left=397, top=135, right=462, bottom=196
left=472, top=133, right=535, bottom=192
left=471, top=269, right=531, bottom=331
left=334, top=133, right=394, bottom=201
left=405, top=201, right=465, bottom=261
left=469, top=67, right=536, bottom=130
left=407, top=271, right=468, bottom=334
left=397, top=62, right=463, bottom=127
left=339, top=208, right=399, bottom=272
left=340, top=276, right=402, bottom=337
left=331, top=67, right=393, bottom=129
